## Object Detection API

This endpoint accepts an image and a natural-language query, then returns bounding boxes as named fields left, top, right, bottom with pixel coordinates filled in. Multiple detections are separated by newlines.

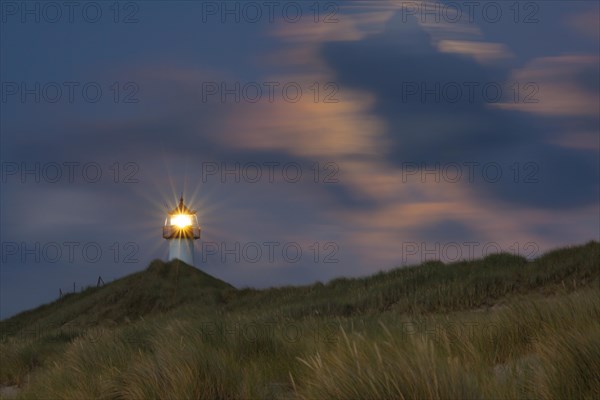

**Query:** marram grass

left=1, top=241, right=598, bottom=399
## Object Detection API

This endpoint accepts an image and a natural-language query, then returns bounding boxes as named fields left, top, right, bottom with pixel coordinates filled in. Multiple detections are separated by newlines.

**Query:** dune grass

left=0, top=241, right=598, bottom=399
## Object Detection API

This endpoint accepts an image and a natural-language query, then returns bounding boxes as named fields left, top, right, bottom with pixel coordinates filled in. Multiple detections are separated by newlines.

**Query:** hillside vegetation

left=1, top=241, right=599, bottom=399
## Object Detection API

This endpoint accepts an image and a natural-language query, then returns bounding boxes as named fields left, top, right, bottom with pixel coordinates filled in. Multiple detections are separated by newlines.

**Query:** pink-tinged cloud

left=437, top=40, right=514, bottom=64
left=493, top=55, right=600, bottom=117
left=221, top=89, right=385, bottom=159
left=550, top=131, right=600, bottom=151
left=566, top=6, right=600, bottom=39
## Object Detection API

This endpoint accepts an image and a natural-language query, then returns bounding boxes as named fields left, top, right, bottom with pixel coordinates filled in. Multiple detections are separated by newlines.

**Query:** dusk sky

left=1, top=0, right=599, bottom=319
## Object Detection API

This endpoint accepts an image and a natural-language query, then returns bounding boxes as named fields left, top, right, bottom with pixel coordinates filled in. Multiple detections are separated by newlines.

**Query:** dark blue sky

left=1, top=1, right=599, bottom=318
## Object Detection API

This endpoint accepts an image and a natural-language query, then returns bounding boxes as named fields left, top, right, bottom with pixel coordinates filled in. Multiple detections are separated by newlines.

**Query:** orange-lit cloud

left=493, top=55, right=599, bottom=117
left=221, top=88, right=385, bottom=159
left=437, top=40, right=513, bottom=63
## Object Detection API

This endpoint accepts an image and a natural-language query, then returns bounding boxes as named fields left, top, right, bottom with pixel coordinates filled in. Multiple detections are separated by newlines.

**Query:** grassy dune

left=1, top=241, right=599, bottom=399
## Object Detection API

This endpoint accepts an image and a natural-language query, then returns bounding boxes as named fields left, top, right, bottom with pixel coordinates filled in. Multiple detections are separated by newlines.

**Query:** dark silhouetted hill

left=2, top=259, right=235, bottom=333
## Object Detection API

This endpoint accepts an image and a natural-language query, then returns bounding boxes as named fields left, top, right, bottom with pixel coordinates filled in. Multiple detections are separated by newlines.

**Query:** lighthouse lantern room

left=163, top=196, right=201, bottom=265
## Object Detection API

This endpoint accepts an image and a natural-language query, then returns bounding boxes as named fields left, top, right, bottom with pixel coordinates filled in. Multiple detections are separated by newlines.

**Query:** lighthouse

left=163, top=196, right=201, bottom=265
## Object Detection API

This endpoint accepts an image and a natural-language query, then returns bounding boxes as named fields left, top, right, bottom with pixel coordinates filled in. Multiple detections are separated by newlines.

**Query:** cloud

left=272, top=8, right=395, bottom=44
left=493, top=55, right=600, bottom=117
left=437, top=40, right=513, bottom=64
left=221, top=88, right=385, bottom=159
left=549, top=131, right=599, bottom=151
left=566, top=6, right=600, bottom=39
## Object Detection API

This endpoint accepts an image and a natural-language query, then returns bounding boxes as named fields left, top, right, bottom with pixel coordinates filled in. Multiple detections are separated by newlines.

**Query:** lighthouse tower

left=163, top=196, right=201, bottom=265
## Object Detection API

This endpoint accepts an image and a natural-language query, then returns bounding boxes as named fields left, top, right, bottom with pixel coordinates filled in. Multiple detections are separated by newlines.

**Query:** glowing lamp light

left=171, top=214, right=192, bottom=228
